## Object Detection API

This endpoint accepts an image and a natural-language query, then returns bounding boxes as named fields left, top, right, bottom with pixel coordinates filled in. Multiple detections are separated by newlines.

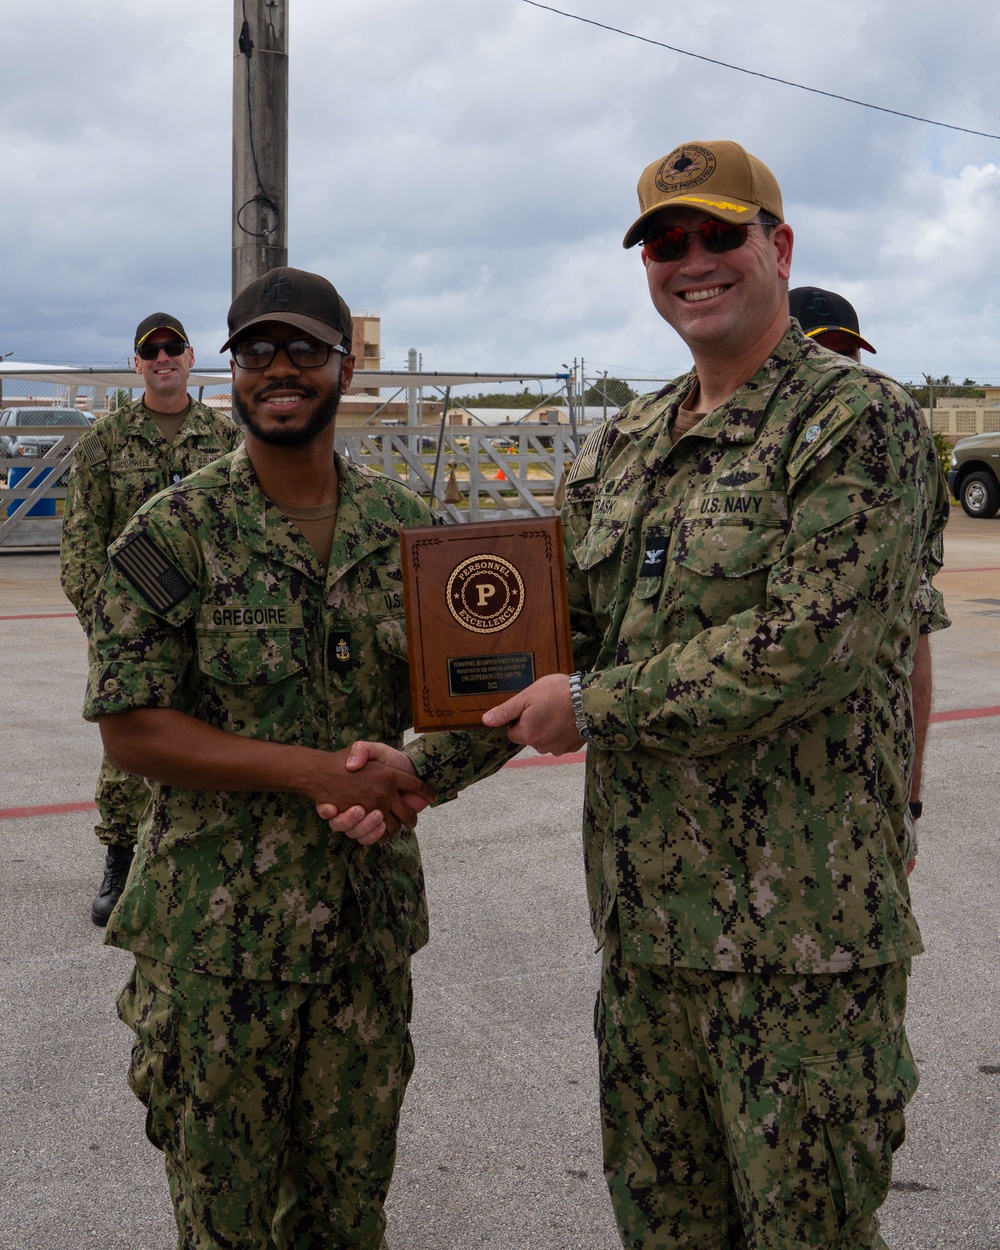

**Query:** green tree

left=456, top=389, right=564, bottom=409
left=584, top=377, right=637, bottom=408
left=907, top=376, right=984, bottom=406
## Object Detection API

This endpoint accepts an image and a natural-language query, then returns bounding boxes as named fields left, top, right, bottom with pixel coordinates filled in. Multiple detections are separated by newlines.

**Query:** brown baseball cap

left=134, top=312, right=189, bottom=351
left=220, top=266, right=353, bottom=352
left=623, top=140, right=784, bottom=249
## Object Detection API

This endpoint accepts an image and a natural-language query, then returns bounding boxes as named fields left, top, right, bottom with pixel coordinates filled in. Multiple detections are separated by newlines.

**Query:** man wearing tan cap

left=61, top=312, right=240, bottom=926
left=330, top=141, right=950, bottom=1246
left=465, top=140, right=949, bottom=1247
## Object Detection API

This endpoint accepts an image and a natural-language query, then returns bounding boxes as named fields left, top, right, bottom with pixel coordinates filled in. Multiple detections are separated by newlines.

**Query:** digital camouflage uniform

left=61, top=396, right=240, bottom=849
left=410, top=325, right=950, bottom=1249
left=83, top=446, right=506, bottom=1249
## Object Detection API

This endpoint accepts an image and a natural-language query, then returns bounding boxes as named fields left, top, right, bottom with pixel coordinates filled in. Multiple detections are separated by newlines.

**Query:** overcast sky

left=3, top=0, right=999, bottom=388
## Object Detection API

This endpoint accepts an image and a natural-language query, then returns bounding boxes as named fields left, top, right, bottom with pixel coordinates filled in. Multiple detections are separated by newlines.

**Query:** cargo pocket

left=779, top=1031, right=918, bottom=1244
left=116, top=961, right=182, bottom=1155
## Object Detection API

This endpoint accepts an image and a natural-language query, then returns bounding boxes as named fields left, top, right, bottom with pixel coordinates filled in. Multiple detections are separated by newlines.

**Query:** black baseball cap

left=220, top=267, right=353, bottom=352
left=134, top=312, right=189, bottom=351
left=789, top=286, right=875, bottom=354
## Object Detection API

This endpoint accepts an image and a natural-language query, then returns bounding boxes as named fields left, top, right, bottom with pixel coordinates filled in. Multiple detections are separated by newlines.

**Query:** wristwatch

left=568, top=671, right=592, bottom=741
left=908, top=800, right=923, bottom=819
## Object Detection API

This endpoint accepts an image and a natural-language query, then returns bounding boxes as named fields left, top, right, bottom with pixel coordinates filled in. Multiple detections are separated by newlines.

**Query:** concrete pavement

left=1, top=513, right=998, bottom=1249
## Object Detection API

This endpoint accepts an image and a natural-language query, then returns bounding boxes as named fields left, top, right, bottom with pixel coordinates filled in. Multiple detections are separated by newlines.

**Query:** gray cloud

left=3, top=0, right=998, bottom=384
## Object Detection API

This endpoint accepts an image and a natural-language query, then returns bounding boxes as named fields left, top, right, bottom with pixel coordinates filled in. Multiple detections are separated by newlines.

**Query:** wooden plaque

left=401, top=516, right=573, bottom=731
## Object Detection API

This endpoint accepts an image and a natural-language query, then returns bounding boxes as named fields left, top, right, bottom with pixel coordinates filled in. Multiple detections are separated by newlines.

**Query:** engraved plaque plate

left=401, top=516, right=573, bottom=731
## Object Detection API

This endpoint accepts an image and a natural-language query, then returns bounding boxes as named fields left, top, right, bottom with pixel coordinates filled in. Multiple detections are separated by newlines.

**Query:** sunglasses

left=232, top=338, right=347, bottom=370
left=136, top=339, right=189, bottom=360
left=642, top=220, right=766, bottom=264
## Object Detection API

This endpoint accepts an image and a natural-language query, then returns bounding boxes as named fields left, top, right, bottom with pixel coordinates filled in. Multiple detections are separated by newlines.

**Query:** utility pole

left=232, top=0, right=289, bottom=297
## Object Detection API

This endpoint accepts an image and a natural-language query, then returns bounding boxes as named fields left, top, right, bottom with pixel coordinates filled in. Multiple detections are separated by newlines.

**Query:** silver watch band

left=568, top=671, right=592, bottom=741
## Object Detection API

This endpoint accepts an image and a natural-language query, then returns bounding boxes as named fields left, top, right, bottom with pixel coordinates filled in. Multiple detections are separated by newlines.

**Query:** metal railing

left=337, top=423, right=590, bottom=521
left=1, top=423, right=598, bottom=548
left=0, top=430, right=80, bottom=548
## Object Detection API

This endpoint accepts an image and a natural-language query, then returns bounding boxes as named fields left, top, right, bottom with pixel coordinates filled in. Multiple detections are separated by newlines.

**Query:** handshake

left=316, top=741, right=435, bottom=846
left=319, top=673, right=587, bottom=845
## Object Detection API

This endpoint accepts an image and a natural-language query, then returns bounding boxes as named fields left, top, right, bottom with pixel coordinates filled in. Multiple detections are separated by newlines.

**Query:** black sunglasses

left=136, top=339, right=189, bottom=360
left=232, top=338, right=347, bottom=370
left=642, top=220, right=767, bottom=264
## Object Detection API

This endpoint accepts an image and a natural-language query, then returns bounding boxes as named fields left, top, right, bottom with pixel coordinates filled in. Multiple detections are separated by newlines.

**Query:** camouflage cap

left=623, top=140, right=784, bottom=248
left=134, top=313, right=189, bottom=351
left=789, top=286, right=876, bottom=354
left=220, top=267, right=353, bottom=352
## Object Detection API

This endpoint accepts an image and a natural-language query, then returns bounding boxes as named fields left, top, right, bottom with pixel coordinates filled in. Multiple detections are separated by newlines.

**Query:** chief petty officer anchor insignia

left=329, top=631, right=352, bottom=673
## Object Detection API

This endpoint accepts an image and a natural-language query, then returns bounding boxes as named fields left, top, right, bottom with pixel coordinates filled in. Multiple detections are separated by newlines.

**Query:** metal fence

left=0, top=421, right=601, bottom=549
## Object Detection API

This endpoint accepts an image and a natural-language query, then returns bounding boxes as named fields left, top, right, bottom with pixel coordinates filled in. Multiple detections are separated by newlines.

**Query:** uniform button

left=104, top=677, right=120, bottom=693
left=613, top=733, right=630, bottom=747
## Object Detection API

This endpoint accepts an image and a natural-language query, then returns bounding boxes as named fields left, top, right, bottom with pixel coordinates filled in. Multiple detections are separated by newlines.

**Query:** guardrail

left=337, top=423, right=589, bottom=521
left=1, top=423, right=596, bottom=548
left=0, top=429, right=81, bottom=548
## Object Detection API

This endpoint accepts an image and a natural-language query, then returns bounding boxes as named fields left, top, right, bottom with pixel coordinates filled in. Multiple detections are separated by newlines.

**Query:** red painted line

left=3, top=708, right=994, bottom=820
left=0, top=612, right=76, bottom=620
left=930, top=705, right=1000, bottom=723
left=0, top=801, right=96, bottom=821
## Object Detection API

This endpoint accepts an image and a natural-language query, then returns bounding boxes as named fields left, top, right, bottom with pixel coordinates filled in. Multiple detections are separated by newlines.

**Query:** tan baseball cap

left=623, top=140, right=784, bottom=248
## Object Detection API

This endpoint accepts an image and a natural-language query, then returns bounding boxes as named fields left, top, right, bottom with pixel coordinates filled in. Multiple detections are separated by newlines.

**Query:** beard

left=233, top=377, right=343, bottom=447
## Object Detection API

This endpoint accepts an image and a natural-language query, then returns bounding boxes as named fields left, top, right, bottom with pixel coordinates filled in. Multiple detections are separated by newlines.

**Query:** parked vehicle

left=948, top=431, right=1000, bottom=518
left=0, top=407, right=95, bottom=459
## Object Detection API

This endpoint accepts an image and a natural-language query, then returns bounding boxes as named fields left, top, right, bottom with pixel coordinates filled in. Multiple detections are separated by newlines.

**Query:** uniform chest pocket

left=672, top=517, right=787, bottom=579
left=574, top=521, right=628, bottom=623
left=372, top=609, right=408, bottom=663
left=195, top=628, right=308, bottom=685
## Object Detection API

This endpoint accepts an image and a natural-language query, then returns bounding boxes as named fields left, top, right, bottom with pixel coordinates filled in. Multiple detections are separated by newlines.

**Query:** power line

left=520, top=1, right=1000, bottom=142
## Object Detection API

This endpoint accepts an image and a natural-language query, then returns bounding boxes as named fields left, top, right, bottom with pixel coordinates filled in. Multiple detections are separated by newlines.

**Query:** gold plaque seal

left=446, top=554, right=524, bottom=634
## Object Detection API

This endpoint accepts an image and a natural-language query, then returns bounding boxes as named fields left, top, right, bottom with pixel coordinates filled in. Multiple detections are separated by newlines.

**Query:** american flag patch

left=112, top=531, right=193, bottom=613
left=76, top=431, right=108, bottom=466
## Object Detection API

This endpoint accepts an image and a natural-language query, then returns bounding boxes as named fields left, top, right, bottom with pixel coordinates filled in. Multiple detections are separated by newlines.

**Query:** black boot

left=91, top=845, right=135, bottom=927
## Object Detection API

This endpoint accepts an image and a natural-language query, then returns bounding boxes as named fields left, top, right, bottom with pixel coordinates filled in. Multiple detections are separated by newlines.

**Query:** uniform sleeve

left=914, top=523, right=951, bottom=638
left=578, top=386, right=947, bottom=758
left=403, top=726, right=521, bottom=803
left=59, top=430, right=117, bottom=626
left=83, top=511, right=201, bottom=722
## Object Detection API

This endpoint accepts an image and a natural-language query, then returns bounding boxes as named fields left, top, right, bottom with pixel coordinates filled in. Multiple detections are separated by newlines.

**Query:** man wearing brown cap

left=61, top=312, right=240, bottom=926
left=80, top=267, right=504, bottom=1249
left=379, top=141, right=949, bottom=1247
